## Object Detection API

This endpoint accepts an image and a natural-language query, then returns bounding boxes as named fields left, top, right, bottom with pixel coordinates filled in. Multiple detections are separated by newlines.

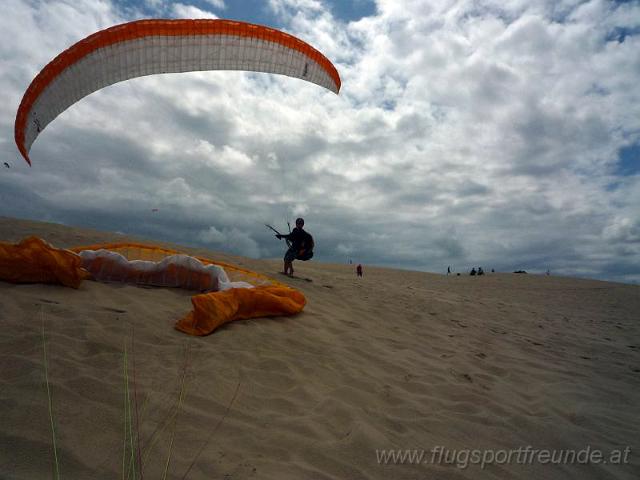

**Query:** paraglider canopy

left=15, top=18, right=341, bottom=166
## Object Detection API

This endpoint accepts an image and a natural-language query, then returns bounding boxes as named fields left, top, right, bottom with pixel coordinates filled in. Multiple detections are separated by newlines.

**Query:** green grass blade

left=181, top=376, right=242, bottom=480
left=122, top=341, right=128, bottom=480
left=41, top=306, right=60, bottom=480
left=161, top=345, right=190, bottom=480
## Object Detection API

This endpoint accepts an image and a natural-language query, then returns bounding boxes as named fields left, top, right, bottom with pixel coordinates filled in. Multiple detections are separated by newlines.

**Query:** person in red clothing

left=356, top=264, right=363, bottom=277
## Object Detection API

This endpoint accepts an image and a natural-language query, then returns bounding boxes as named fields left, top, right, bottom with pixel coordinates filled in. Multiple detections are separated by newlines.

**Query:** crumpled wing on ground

left=0, top=237, right=306, bottom=335
left=175, top=285, right=307, bottom=335
left=0, top=236, right=87, bottom=288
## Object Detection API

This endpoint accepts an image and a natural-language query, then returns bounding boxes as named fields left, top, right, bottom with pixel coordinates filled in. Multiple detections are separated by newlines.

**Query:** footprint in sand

left=102, top=306, right=127, bottom=313
left=37, top=298, right=60, bottom=304
left=450, top=319, right=469, bottom=328
left=449, top=369, right=473, bottom=383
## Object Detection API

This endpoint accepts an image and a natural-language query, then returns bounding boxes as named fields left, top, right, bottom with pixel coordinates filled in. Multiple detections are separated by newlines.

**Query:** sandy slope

left=1, top=217, right=639, bottom=479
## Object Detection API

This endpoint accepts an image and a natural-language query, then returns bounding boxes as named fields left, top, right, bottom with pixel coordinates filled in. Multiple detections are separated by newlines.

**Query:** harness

left=266, top=224, right=314, bottom=260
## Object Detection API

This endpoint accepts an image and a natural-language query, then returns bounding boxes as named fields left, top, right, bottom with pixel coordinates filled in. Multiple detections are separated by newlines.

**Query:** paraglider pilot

left=277, top=218, right=314, bottom=276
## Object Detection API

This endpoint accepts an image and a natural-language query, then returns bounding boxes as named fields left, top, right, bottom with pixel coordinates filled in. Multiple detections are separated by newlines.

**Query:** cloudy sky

left=1, top=0, right=639, bottom=283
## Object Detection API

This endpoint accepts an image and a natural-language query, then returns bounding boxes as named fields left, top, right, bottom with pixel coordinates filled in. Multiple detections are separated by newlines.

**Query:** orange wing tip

left=0, top=236, right=85, bottom=288
left=175, top=286, right=306, bottom=336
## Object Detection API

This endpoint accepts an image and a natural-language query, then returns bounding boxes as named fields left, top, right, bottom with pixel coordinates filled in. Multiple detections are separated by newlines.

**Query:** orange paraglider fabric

left=0, top=237, right=306, bottom=335
left=0, top=236, right=87, bottom=288
left=175, top=286, right=306, bottom=336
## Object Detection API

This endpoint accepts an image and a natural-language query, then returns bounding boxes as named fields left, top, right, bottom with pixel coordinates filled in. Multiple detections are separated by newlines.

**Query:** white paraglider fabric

left=79, top=249, right=254, bottom=291
left=23, top=34, right=336, bottom=153
left=16, top=19, right=341, bottom=165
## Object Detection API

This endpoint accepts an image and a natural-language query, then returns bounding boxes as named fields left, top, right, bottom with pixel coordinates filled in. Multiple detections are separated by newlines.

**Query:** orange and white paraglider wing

left=14, top=19, right=341, bottom=165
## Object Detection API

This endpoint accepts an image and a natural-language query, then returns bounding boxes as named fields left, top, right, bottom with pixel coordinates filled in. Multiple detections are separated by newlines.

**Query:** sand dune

left=1, top=217, right=639, bottom=479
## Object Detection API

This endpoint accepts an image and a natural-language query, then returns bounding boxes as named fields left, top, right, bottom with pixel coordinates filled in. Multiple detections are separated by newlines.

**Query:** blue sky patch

left=125, top=0, right=377, bottom=25
left=326, top=0, right=376, bottom=22
left=616, top=143, right=640, bottom=176
left=605, top=26, right=640, bottom=43
left=203, top=0, right=279, bottom=25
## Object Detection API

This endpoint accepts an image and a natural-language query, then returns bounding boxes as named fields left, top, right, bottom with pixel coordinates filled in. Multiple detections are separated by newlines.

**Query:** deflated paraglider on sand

left=0, top=237, right=306, bottom=335
left=14, top=18, right=341, bottom=165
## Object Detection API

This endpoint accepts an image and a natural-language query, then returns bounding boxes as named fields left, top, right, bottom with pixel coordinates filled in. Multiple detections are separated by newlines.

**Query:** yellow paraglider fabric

left=0, top=236, right=87, bottom=288
left=175, top=285, right=307, bottom=336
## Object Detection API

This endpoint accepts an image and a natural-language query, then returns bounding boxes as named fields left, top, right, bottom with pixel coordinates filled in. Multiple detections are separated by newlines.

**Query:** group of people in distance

left=278, top=222, right=512, bottom=280
left=447, top=266, right=494, bottom=276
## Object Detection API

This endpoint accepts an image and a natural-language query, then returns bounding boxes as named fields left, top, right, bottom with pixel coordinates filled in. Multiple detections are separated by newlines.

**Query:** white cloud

left=198, top=225, right=226, bottom=243
left=1, top=0, right=639, bottom=282
left=198, top=226, right=262, bottom=257
left=204, top=0, right=226, bottom=9
left=336, top=243, right=354, bottom=255
left=268, top=0, right=324, bottom=17
left=171, top=3, right=219, bottom=19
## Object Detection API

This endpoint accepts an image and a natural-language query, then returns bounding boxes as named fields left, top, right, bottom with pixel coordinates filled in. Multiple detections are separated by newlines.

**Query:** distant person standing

left=447, top=266, right=451, bottom=275
left=356, top=264, right=363, bottom=277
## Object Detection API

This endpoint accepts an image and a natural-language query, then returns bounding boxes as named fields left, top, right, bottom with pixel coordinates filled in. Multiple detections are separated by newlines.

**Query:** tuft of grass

left=38, top=309, right=196, bottom=480
left=41, top=305, right=60, bottom=480
left=122, top=340, right=128, bottom=479
left=135, top=342, right=192, bottom=478
left=181, top=375, right=242, bottom=479
left=131, top=325, right=143, bottom=479
left=162, top=344, right=190, bottom=480
left=122, top=337, right=141, bottom=480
